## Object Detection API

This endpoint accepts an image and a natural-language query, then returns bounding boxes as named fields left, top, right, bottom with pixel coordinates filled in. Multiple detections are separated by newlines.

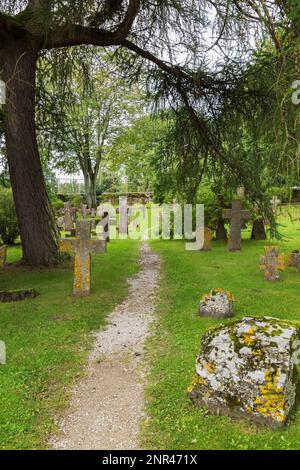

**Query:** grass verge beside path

left=143, top=226, right=300, bottom=450
left=0, top=240, right=139, bottom=450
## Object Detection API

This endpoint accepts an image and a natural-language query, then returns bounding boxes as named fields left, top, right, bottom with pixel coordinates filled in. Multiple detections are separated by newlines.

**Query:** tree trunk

left=1, top=38, right=59, bottom=266
left=215, top=217, right=228, bottom=241
left=89, top=174, right=98, bottom=209
left=83, top=171, right=92, bottom=208
left=251, top=219, right=267, bottom=240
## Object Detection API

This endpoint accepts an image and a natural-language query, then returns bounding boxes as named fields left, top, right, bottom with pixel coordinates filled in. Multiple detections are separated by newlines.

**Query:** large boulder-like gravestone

left=199, top=289, right=234, bottom=319
left=189, top=317, right=300, bottom=428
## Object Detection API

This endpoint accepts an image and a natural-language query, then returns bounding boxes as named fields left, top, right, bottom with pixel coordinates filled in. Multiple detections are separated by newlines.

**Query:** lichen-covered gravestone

left=0, top=245, right=7, bottom=267
left=188, top=317, right=300, bottom=427
left=199, top=289, right=234, bottom=318
left=60, top=220, right=106, bottom=296
left=260, top=246, right=285, bottom=281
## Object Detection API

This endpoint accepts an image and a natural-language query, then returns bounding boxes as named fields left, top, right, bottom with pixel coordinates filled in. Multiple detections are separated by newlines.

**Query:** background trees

left=1, top=1, right=300, bottom=264
left=37, top=52, right=144, bottom=208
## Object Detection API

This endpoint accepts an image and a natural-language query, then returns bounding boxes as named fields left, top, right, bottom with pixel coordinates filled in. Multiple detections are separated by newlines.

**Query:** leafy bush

left=71, top=194, right=84, bottom=208
left=0, top=188, right=19, bottom=245
left=267, top=186, right=291, bottom=203
left=51, top=197, right=64, bottom=212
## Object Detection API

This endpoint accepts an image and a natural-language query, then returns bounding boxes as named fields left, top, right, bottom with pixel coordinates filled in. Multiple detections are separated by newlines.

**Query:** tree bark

left=251, top=219, right=267, bottom=240
left=215, top=217, right=228, bottom=241
left=1, top=38, right=59, bottom=266
left=89, top=173, right=98, bottom=209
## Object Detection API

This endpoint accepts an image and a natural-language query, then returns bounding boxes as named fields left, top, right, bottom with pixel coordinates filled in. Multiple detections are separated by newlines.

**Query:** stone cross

left=223, top=200, right=251, bottom=251
left=196, top=227, right=213, bottom=251
left=288, top=251, right=300, bottom=273
left=59, top=220, right=106, bottom=296
left=0, top=245, right=7, bottom=268
left=260, top=246, right=285, bottom=281
left=64, top=202, right=75, bottom=234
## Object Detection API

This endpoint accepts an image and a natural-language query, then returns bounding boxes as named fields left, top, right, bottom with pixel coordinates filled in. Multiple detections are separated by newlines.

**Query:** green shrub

left=0, top=188, right=20, bottom=245
left=71, top=194, right=84, bottom=208
left=51, top=197, right=64, bottom=212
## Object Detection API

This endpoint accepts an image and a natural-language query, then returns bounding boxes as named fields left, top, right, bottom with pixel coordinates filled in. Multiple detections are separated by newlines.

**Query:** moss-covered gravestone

left=188, top=317, right=300, bottom=428
left=0, top=245, right=7, bottom=267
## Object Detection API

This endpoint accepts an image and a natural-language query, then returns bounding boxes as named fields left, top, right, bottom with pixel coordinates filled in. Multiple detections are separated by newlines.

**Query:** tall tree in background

left=38, top=56, right=144, bottom=208
left=0, top=0, right=296, bottom=264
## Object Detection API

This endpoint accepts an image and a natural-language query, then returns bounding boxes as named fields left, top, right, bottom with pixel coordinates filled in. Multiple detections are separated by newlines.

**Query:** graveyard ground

left=0, top=241, right=139, bottom=450
left=1, top=225, right=300, bottom=449
left=142, top=224, right=300, bottom=450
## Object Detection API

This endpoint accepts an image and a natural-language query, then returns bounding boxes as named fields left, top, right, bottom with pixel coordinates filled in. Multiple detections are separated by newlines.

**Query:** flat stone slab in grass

left=0, top=289, right=39, bottom=303
left=199, top=289, right=234, bottom=318
left=189, top=317, right=300, bottom=428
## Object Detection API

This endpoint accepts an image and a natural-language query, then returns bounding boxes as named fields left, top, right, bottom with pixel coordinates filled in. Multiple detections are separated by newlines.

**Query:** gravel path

left=51, top=242, right=160, bottom=450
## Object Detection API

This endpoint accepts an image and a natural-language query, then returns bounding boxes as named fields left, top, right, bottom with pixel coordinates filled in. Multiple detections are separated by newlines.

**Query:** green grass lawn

left=142, top=224, right=300, bottom=450
left=0, top=240, right=139, bottom=450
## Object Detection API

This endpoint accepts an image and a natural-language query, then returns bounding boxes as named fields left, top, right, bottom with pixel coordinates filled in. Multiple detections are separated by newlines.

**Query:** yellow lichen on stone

left=241, top=327, right=257, bottom=346
left=204, top=362, right=215, bottom=373
left=187, top=374, right=208, bottom=393
left=255, top=369, right=285, bottom=422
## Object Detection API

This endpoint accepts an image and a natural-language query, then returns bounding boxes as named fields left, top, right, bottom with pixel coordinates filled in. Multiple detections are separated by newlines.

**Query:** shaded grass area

left=0, top=241, right=139, bottom=449
left=143, top=225, right=300, bottom=450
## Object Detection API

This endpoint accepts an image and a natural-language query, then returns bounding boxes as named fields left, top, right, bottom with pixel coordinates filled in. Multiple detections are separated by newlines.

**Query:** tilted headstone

left=223, top=200, right=250, bottom=251
left=0, top=245, right=7, bottom=267
left=59, top=220, right=106, bottom=296
left=260, top=246, right=285, bottom=281
left=188, top=317, right=300, bottom=428
left=196, top=227, right=213, bottom=251
left=288, top=250, right=300, bottom=273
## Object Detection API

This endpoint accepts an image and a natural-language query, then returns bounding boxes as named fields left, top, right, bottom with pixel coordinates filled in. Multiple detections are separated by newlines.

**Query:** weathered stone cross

left=60, top=220, right=106, bottom=296
left=222, top=200, right=251, bottom=251
left=260, top=246, right=285, bottom=281
left=0, top=245, right=7, bottom=268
